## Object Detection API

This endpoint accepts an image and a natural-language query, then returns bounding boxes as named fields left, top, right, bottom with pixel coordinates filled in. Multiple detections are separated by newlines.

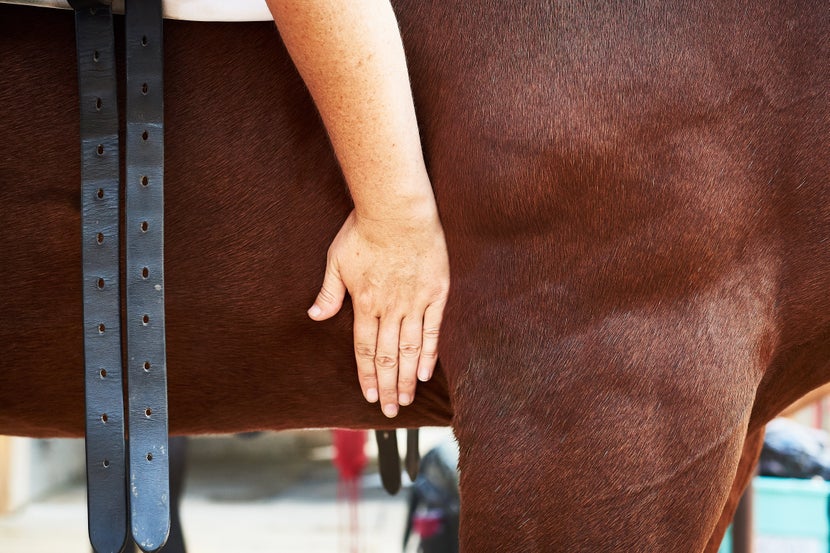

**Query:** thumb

left=308, top=261, right=346, bottom=321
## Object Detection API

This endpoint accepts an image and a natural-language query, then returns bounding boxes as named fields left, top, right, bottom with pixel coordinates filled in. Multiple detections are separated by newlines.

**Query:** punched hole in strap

left=141, top=83, right=148, bottom=95
left=141, top=130, right=149, bottom=141
left=101, top=413, right=108, bottom=423
left=143, top=361, right=151, bottom=372
left=96, top=277, right=105, bottom=289
left=145, top=408, right=152, bottom=418
left=140, top=221, right=148, bottom=232
left=141, top=267, right=149, bottom=279
left=96, top=144, right=104, bottom=155
left=140, top=175, right=149, bottom=187
left=99, top=368, right=107, bottom=378
left=142, top=314, right=150, bottom=325
left=95, top=97, right=102, bottom=111
left=98, top=323, right=106, bottom=334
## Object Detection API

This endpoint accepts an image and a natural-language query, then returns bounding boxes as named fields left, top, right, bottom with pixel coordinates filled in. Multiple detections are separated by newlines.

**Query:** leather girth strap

left=73, top=1, right=169, bottom=552
left=75, top=6, right=127, bottom=553
left=124, top=0, right=170, bottom=549
left=74, top=1, right=408, bottom=540
left=405, top=428, right=420, bottom=482
left=375, top=429, right=420, bottom=495
left=374, top=430, right=401, bottom=494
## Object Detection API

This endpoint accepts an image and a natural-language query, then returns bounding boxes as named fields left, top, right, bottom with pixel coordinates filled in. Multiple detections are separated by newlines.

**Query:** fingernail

left=366, top=388, right=378, bottom=403
left=399, top=393, right=411, bottom=406
left=307, top=305, right=322, bottom=318
left=417, top=367, right=430, bottom=382
left=383, top=404, right=398, bottom=418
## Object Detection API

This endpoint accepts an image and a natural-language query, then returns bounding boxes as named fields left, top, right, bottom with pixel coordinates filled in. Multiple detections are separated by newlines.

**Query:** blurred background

left=0, top=427, right=455, bottom=553
left=4, top=393, right=830, bottom=553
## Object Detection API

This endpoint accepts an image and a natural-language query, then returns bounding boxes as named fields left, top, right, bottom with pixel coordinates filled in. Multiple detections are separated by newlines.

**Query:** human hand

left=308, top=206, right=449, bottom=418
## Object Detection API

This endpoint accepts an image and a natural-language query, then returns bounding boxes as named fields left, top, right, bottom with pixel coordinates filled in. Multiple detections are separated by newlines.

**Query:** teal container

left=718, top=476, right=830, bottom=553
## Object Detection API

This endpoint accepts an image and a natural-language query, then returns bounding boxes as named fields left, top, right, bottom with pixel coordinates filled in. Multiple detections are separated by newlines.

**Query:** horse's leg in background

left=704, top=427, right=764, bottom=552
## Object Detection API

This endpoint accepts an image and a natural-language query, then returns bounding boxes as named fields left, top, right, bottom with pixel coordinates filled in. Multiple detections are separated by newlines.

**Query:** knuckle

left=317, top=285, right=339, bottom=305
left=423, top=327, right=441, bottom=340
left=357, top=365, right=377, bottom=379
left=352, top=291, right=376, bottom=312
left=428, top=288, right=449, bottom=303
left=375, top=354, right=398, bottom=370
left=399, top=343, right=421, bottom=358
left=355, top=344, right=376, bottom=360
left=420, top=349, right=438, bottom=360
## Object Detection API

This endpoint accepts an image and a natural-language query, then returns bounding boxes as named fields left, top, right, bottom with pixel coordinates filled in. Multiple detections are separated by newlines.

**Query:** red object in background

left=413, top=509, right=445, bottom=539
left=332, top=429, right=368, bottom=553
left=333, top=429, right=368, bottom=480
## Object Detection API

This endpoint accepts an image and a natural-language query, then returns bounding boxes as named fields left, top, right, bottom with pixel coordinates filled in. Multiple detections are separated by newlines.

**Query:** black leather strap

left=75, top=5, right=128, bottom=553
left=75, top=1, right=169, bottom=551
left=375, top=430, right=402, bottom=494
left=124, top=0, right=170, bottom=550
left=405, top=428, right=420, bottom=482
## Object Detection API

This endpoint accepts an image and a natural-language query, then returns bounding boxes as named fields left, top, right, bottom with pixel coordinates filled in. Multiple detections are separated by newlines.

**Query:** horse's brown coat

left=0, top=2, right=827, bottom=551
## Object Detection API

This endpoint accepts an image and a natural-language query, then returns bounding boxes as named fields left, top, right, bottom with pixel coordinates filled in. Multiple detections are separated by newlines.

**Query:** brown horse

left=1, top=2, right=828, bottom=551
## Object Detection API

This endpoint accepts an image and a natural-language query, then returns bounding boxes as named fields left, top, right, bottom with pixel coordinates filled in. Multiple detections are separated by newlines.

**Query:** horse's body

left=1, top=2, right=827, bottom=551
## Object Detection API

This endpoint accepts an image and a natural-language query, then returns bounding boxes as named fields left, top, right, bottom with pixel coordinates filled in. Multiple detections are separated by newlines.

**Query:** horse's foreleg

left=442, top=276, right=772, bottom=552
left=703, top=427, right=764, bottom=553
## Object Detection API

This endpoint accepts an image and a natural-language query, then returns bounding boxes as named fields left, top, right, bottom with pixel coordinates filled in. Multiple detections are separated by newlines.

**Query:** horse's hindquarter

left=398, top=1, right=829, bottom=550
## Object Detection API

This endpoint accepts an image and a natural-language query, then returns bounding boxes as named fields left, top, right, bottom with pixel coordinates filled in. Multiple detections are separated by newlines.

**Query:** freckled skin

left=266, top=1, right=450, bottom=419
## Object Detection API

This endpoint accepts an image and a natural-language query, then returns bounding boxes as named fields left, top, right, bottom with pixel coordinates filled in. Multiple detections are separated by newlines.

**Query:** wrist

left=351, top=193, right=444, bottom=248
left=351, top=170, right=439, bottom=224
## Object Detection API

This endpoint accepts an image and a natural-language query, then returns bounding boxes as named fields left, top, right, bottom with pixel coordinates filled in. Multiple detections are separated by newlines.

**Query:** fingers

left=308, top=261, right=346, bottom=321
left=355, top=307, right=439, bottom=418
left=375, top=316, right=402, bottom=418
left=418, top=298, right=445, bottom=382
left=354, top=310, right=380, bottom=405
left=316, top=287, right=445, bottom=419
left=397, top=315, right=422, bottom=407
left=354, top=309, right=424, bottom=418
left=354, top=307, right=401, bottom=418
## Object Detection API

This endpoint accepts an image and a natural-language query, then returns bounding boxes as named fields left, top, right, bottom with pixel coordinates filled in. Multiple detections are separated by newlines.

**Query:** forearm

left=266, top=0, right=433, bottom=220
